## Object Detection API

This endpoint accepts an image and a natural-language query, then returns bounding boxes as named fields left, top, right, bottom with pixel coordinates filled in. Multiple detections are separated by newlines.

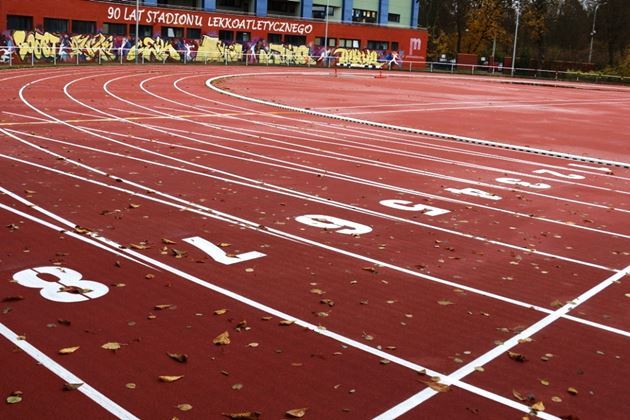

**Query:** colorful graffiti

left=1, top=30, right=402, bottom=68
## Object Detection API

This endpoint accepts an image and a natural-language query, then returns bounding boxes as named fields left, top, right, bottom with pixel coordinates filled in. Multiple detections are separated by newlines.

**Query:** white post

left=135, top=0, right=140, bottom=65
left=511, top=1, right=521, bottom=77
left=324, top=0, right=330, bottom=53
left=588, top=3, right=600, bottom=64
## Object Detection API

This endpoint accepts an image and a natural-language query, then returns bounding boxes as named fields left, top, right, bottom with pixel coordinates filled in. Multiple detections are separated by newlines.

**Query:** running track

left=0, top=66, right=628, bottom=419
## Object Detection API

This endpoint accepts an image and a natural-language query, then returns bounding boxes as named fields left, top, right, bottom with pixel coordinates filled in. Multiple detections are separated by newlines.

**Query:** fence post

left=76, top=52, right=80, bottom=66
left=53, top=47, right=57, bottom=66
left=471, top=65, right=475, bottom=74
left=450, top=63, right=454, bottom=73
left=31, top=51, right=35, bottom=67
left=98, top=48, right=102, bottom=65
left=142, top=53, right=145, bottom=65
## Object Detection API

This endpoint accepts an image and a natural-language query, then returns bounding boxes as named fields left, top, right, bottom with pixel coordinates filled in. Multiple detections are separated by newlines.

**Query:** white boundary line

left=374, top=264, right=630, bottom=419
left=0, top=322, right=138, bottom=419
left=0, top=192, right=557, bottom=420
left=204, top=72, right=630, bottom=169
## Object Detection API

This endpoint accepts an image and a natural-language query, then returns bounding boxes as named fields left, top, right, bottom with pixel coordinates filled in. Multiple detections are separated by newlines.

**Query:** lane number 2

left=12, top=266, right=109, bottom=303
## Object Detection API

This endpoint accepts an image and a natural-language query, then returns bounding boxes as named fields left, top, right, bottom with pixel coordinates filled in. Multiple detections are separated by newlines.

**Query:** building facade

left=0, top=0, right=426, bottom=67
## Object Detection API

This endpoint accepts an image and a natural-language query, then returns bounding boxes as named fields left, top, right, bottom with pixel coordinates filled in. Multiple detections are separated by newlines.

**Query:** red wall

left=1, top=0, right=427, bottom=57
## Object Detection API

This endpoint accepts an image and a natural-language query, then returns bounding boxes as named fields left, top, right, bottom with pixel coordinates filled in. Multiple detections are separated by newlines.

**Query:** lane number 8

left=13, top=266, right=109, bottom=303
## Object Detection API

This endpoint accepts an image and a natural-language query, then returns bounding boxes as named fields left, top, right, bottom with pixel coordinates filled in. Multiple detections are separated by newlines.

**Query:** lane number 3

left=13, top=266, right=109, bottom=303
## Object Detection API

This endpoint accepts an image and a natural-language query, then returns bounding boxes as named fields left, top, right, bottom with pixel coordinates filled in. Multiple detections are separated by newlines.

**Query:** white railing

left=0, top=45, right=626, bottom=85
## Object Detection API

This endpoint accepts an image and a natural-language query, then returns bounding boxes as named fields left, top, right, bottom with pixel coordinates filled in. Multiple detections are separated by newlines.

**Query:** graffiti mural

left=1, top=30, right=402, bottom=68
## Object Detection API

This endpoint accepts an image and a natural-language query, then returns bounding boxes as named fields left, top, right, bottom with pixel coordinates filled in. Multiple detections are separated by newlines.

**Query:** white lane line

left=174, top=76, right=630, bottom=183
left=205, top=72, right=630, bottom=169
left=54, top=73, right=630, bottom=237
left=2, top=152, right=628, bottom=341
left=7, top=126, right=623, bottom=271
left=374, top=265, right=630, bottom=419
left=138, top=76, right=629, bottom=197
left=568, top=163, right=613, bottom=173
left=0, top=194, right=556, bottom=420
left=0, top=323, right=140, bottom=419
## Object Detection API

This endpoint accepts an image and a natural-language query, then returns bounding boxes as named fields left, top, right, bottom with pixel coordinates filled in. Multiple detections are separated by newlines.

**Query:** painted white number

left=495, top=177, right=551, bottom=189
left=379, top=199, right=450, bottom=216
left=295, top=214, right=372, bottom=235
left=444, top=187, right=502, bottom=201
left=12, top=266, right=109, bottom=303
left=183, top=236, right=266, bottom=265
left=532, top=169, right=585, bottom=179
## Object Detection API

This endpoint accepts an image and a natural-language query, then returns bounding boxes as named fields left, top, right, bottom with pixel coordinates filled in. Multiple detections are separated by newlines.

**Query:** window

left=392, top=42, right=399, bottom=51
left=219, top=30, right=234, bottom=41
left=7, top=15, right=33, bottom=31
left=44, top=18, right=68, bottom=33
left=136, top=25, right=153, bottom=38
left=161, top=26, right=184, bottom=39
left=339, top=39, right=360, bottom=49
left=268, top=0, right=298, bottom=15
left=315, top=37, right=337, bottom=47
left=267, top=33, right=282, bottom=44
left=72, top=20, right=96, bottom=34
left=352, top=9, right=377, bottom=23
left=312, top=4, right=332, bottom=19
left=103, top=22, right=126, bottom=36
left=388, top=13, right=400, bottom=23
left=284, top=35, right=306, bottom=46
left=367, top=40, right=388, bottom=50
left=187, top=28, right=201, bottom=39
left=236, top=31, right=251, bottom=42
left=218, top=0, right=248, bottom=9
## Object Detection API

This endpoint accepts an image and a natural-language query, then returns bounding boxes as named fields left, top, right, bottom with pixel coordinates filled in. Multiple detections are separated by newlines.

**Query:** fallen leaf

left=129, top=243, right=149, bottom=250
left=6, top=395, right=22, bottom=404
left=437, top=299, right=454, bottom=306
left=59, top=286, right=92, bottom=294
left=286, top=408, right=308, bottom=418
left=222, top=412, right=261, bottom=420
left=218, top=242, right=231, bottom=247
left=567, top=387, right=578, bottom=395
left=246, top=342, right=259, bottom=348
left=63, top=383, right=83, bottom=391
left=213, top=331, right=231, bottom=345
left=177, top=403, right=192, bottom=411
left=161, top=238, right=176, bottom=244
left=531, top=401, right=545, bottom=411
left=125, top=383, right=136, bottom=389
left=167, top=353, right=188, bottom=363
left=158, top=375, right=184, bottom=383
left=361, top=266, right=377, bottom=273
left=101, top=342, right=121, bottom=351
left=2, top=296, right=24, bottom=302
left=58, top=346, right=80, bottom=355
left=309, top=288, right=325, bottom=295
left=512, top=389, right=526, bottom=401
left=423, top=381, right=450, bottom=392
left=507, top=351, right=526, bottom=362
left=171, top=248, right=187, bottom=258
left=214, top=309, right=228, bottom=315
left=154, top=304, right=174, bottom=310
left=232, top=383, right=243, bottom=390
left=540, top=379, right=550, bottom=386
left=551, top=396, right=562, bottom=403
left=279, top=320, right=295, bottom=326
left=74, top=226, right=92, bottom=234
left=128, top=203, right=141, bottom=209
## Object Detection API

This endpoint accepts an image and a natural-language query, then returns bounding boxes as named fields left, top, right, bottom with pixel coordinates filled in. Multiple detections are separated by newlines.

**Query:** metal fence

left=0, top=46, right=626, bottom=86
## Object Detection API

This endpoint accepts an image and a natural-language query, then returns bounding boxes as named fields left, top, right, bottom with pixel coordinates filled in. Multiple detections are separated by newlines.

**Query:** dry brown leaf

left=167, top=353, right=188, bottom=363
left=279, top=320, right=295, bottom=326
left=172, top=248, right=187, bottom=258
left=361, top=266, right=377, bottom=273
left=222, top=412, right=261, bottom=419
left=437, top=300, right=454, bottom=306
left=507, top=351, right=526, bottom=362
left=218, top=242, right=231, bottom=247
left=101, top=342, right=121, bottom=351
left=158, top=375, right=184, bottom=383
left=59, top=285, right=92, bottom=294
left=129, top=243, right=148, bottom=250
left=161, top=238, right=176, bottom=244
left=2, top=295, right=24, bottom=302
left=177, top=403, right=193, bottom=411
left=286, top=408, right=308, bottom=418
left=63, top=383, right=83, bottom=391
left=214, top=308, right=228, bottom=315
left=309, top=288, right=325, bottom=295
left=155, top=304, right=174, bottom=310
left=213, top=331, right=231, bottom=345
left=6, top=395, right=22, bottom=404
left=512, top=389, right=526, bottom=401
left=423, top=381, right=450, bottom=392
left=232, top=383, right=243, bottom=390
left=551, top=396, right=562, bottom=403
left=567, top=387, right=578, bottom=395
left=125, top=383, right=136, bottom=389
left=58, top=346, right=80, bottom=355
left=246, top=342, right=259, bottom=348
left=540, top=379, right=550, bottom=386
left=74, top=226, right=92, bottom=234
left=128, top=203, right=141, bottom=209
left=531, top=401, right=545, bottom=411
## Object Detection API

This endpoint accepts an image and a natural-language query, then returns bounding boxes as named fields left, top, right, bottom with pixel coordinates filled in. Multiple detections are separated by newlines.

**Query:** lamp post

left=135, top=0, right=140, bottom=64
left=510, top=0, right=520, bottom=77
left=588, top=2, right=601, bottom=64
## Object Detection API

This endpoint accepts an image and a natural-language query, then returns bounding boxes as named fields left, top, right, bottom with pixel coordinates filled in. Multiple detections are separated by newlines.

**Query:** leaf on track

left=286, top=408, right=308, bottom=418
left=63, top=383, right=83, bottom=391
left=214, top=308, right=228, bottom=315
left=154, top=304, right=174, bottom=310
left=58, top=346, right=80, bottom=355
left=507, top=351, right=526, bottom=362
left=177, top=403, right=193, bottom=411
left=213, top=331, right=231, bottom=345
left=158, top=375, right=184, bottom=383
left=222, top=412, right=261, bottom=419
left=437, top=299, right=454, bottom=306
left=423, top=381, right=450, bottom=393
left=101, top=342, right=121, bottom=351
left=167, top=353, right=188, bottom=363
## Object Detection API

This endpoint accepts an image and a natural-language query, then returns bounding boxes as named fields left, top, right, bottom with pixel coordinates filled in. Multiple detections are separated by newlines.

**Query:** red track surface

left=0, top=66, right=628, bottom=420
